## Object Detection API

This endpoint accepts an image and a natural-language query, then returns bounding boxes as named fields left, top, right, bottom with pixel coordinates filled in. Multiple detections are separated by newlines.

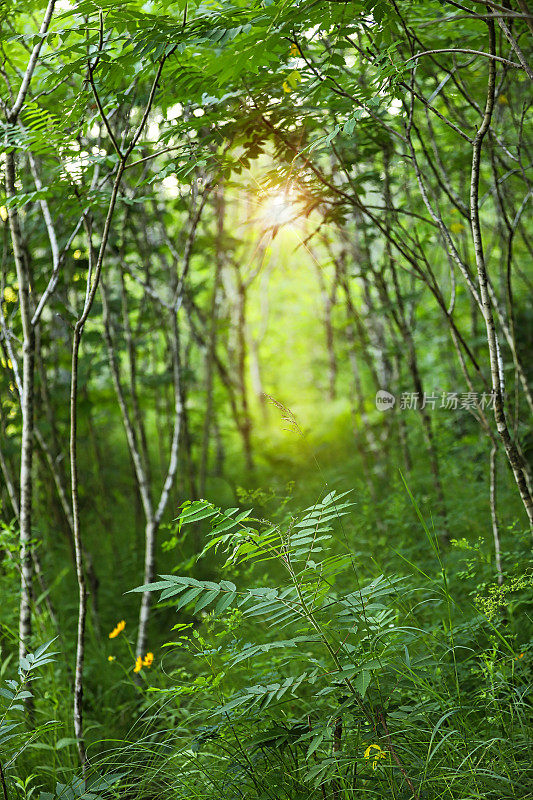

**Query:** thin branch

left=86, top=14, right=122, bottom=158
left=8, top=0, right=56, bottom=121
left=405, top=49, right=522, bottom=69
left=27, top=152, right=60, bottom=326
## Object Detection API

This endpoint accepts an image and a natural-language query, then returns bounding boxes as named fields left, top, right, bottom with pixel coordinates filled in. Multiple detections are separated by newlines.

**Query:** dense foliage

left=0, top=0, right=532, bottom=797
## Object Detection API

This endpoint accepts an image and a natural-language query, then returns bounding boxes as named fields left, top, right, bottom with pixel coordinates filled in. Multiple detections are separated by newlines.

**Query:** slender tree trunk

left=381, top=151, right=449, bottom=537
left=469, top=19, right=533, bottom=528
left=236, top=279, right=254, bottom=471
left=199, top=189, right=223, bottom=496
left=100, top=278, right=155, bottom=653
left=69, top=325, right=88, bottom=771
left=119, top=264, right=152, bottom=489
left=136, top=518, right=156, bottom=659
left=18, top=334, right=34, bottom=661
left=490, top=445, right=503, bottom=585
left=69, top=148, right=129, bottom=771
left=3, top=0, right=57, bottom=663
left=136, top=306, right=182, bottom=657
left=34, top=341, right=103, bottom=638
left=5, top=151, right=35, bottom=662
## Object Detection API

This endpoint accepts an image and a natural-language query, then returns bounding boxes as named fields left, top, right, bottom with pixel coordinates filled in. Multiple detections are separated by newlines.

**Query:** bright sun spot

left=258, top=189, right=299, bottom=230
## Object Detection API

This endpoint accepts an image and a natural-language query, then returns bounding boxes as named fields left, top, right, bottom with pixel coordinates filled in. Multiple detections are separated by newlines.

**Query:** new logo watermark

left=375, top=390, right=396, bottom=411
left=375, top=390, right=497, bottom=412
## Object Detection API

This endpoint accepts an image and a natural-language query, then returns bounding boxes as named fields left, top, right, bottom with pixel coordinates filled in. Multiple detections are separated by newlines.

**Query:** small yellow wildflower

left=107, top=655, right=116, bottom=662
left=108, top=619, right=126, bottom=639
left=364, top=744, right=386, bottom=770
left=143, top=651, right=154, bottom=668
left=73, top=249, right=82, bottom=259
left=133, top=656, right=143, bottom=673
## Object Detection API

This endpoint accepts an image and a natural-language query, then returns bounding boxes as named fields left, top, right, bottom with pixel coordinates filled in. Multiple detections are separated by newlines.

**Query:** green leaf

left=353, top=670, right=371, bottom=698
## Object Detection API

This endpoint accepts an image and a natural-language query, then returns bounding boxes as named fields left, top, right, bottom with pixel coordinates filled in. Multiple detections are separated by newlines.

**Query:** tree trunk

left=199, top=189, right=224, bottom=496
left=136, top=518, right=156, bottom=659
left=489, top=445, right=503, bottom=585
left=5, top=151, right=35, bottom=662
left=469, top=20, right=533, bottom=528
left=236, top=280, right=254, bottom=471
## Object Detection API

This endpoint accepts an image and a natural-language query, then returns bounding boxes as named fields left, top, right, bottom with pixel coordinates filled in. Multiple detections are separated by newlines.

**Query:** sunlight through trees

left=0, top=0, right=531, bottom=795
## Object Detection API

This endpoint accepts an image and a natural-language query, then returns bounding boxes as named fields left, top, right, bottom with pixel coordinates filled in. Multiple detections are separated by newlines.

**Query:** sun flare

left=257, top=187, right=300, bottom=232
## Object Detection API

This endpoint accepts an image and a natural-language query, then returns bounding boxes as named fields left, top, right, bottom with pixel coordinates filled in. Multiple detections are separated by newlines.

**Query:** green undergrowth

left=3, top=480, right=531, bottom=799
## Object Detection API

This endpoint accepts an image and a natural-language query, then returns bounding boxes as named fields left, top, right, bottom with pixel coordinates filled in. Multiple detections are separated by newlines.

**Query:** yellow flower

left=73, top=249, right=82, bottom=259
left=143, top=652, right=154, bottom=668
left=108, top=619, right=126, bottom=639
left=133, top=656, right=143, bottom=673
left=364, top=744, right=386, bottom=769
left=0, top=206, right=8, bottom=222
left=107, top=655, right=116, bottom=662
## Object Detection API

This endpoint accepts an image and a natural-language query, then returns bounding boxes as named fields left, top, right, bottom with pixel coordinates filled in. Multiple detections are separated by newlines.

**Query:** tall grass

left=3, top=488, right=531, bottom=799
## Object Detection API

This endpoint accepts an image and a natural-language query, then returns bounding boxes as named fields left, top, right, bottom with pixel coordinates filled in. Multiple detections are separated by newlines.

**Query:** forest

left=0, top=0, right=532, bottom=797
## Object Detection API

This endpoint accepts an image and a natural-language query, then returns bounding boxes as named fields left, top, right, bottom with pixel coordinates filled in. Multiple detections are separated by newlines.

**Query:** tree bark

left=5, top=151, right=35, bottom=662
left=199, top=188, right=224, bottom=497
left=469, top=18, right=533, bottom=527
left=490, top=445, right=503, bottom=585
left=70, top=154, right=128, bottom=771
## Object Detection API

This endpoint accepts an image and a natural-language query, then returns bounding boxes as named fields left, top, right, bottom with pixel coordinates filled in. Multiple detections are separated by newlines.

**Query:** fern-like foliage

left=130, top=491, right=407, bottom=724
left=0, top=640, right=57, bottom=770
left=131, top=490, right=357, bottom=623
left=122, top=492, right=528, bottom=800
